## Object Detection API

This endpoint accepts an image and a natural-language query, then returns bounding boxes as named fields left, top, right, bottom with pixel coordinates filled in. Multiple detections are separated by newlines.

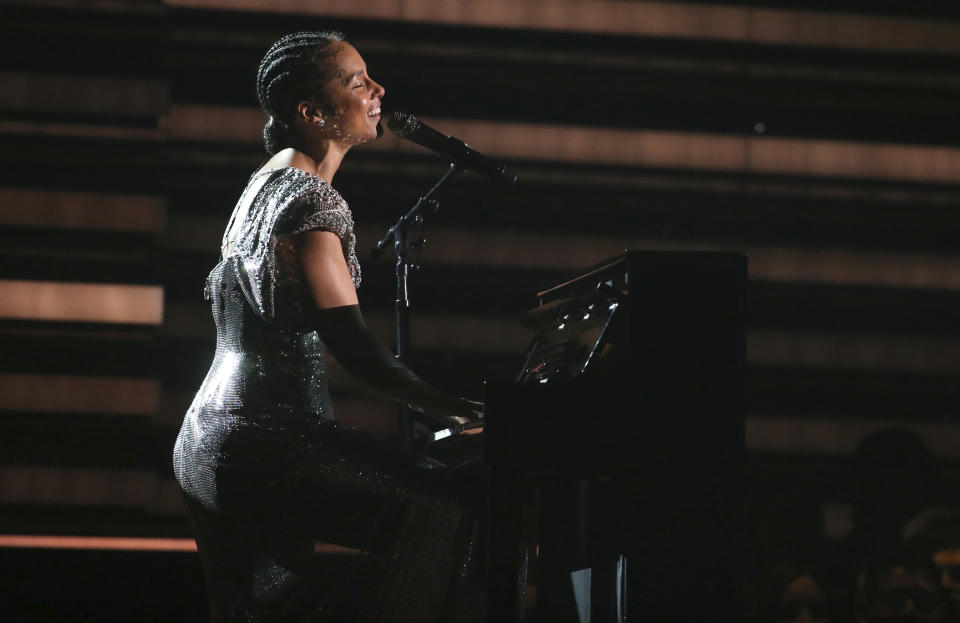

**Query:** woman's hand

left=410, top=399, right=484, bottom=452
left=459, top=398, right=485, bottom=421
left=409, top=397, right=484, bottom=428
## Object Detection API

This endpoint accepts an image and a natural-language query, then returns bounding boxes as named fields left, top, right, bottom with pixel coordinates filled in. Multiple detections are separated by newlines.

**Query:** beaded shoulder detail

left=219, top=167, right=361, bottom=322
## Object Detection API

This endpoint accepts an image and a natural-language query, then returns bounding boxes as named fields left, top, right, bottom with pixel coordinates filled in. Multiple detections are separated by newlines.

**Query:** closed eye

left=346, top=69, right=365, bottom=88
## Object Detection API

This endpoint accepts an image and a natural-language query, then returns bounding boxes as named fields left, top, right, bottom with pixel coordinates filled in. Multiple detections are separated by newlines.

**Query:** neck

left=266, top=141, right=349, bottom=185
left=295, top=140, right=350, bottom=184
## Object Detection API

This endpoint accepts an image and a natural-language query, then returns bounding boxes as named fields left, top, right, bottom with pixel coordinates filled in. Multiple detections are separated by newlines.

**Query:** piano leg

left=488, top=463, right=527, bottom=623
left=536, top=478, right=588, bottom=622
left=534, top=478, right=628, bottom=623
left=591, top=553, right=627, bottom=623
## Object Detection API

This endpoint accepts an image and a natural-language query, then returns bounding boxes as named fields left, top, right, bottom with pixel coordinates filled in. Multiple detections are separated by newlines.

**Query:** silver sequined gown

left=173, top=167, right=484, bottom=623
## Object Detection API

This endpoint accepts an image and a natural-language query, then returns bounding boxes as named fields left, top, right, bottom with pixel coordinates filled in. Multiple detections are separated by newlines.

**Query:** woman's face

left=318, top=41, right=385, bottom=145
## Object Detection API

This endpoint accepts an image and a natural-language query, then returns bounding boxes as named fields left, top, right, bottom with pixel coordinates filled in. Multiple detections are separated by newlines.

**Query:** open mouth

left=367, top=107, right=381, bottom=119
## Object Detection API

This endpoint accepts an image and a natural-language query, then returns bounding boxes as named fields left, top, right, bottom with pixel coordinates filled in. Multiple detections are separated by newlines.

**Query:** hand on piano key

left=408, top=397, right=483, bottom=423
left=429, top=415, right=484, bottom=442
left=409, top=398, right=484, bottom=450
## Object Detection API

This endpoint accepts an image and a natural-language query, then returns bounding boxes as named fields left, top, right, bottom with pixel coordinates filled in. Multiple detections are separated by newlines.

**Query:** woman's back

left=173, top=167, right=358, bottom=512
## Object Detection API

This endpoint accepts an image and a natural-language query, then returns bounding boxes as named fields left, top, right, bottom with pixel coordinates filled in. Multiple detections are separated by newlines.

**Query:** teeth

left=368, top=107, right=381, bottom=117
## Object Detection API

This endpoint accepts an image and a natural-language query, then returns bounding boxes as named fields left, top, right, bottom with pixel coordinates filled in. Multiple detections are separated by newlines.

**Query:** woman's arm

left=295, top=230, right=480, bottom=422
left=296, top=229, right=360, bottom=309
left=324, top=349, right=401, bottom=402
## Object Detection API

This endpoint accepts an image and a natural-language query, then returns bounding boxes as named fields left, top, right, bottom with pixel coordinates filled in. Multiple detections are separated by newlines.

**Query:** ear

left=296, top=100, right=326, bottom=126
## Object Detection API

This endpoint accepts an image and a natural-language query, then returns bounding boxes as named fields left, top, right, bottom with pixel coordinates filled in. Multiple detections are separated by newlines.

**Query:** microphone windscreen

left=387, top=111, right=421, bottom=138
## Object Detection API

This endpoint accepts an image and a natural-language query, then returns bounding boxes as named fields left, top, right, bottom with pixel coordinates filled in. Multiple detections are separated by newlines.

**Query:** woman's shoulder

left=247, top=166, right=346, bottom=213
left=253, top=149, right=349, bottom=209
left=253, top=168, right=351, bottom=240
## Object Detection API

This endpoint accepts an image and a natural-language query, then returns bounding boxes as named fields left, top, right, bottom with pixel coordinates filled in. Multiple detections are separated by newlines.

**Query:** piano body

left=484, top=250, right=746, bottom=622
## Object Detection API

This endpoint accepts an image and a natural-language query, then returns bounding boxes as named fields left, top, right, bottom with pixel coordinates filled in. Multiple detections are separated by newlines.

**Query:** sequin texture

left=173, top=167, right=485, bottom=622
left=220, top=167, right=361, bottom=323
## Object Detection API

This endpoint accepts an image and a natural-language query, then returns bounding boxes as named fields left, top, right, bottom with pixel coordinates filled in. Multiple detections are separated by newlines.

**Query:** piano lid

left=536, top=251, right=630, bottom=306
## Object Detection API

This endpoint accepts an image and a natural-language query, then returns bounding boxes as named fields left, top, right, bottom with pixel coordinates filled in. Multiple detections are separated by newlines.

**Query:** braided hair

left=256, top=30, right=346, bottom=155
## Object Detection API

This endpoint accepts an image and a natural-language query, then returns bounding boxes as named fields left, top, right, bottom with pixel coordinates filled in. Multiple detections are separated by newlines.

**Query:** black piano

left=484, top=250, right=746, bottom=623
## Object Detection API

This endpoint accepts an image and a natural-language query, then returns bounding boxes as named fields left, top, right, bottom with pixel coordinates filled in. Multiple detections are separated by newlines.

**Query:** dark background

left=1, top=0, right=959, bottom=620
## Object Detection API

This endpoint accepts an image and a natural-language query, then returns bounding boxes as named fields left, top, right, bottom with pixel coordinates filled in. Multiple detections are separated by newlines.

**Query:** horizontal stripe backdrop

left=1, top=0, right=960, bottom=548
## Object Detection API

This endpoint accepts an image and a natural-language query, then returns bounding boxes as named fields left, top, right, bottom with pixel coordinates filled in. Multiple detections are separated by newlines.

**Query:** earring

left=316, top=119, right=325, bottom=127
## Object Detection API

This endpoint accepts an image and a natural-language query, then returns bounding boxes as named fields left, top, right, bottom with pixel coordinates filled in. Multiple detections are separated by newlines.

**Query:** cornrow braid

left=256, top=30, right=346, bottom=156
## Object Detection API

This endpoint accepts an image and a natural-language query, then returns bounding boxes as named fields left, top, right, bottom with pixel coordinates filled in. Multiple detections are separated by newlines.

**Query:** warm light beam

left=0, top=535, right=360, bottom=554
left=0, top=280, right=164, bottom=325
left=163, top=0, right=960, bottom=55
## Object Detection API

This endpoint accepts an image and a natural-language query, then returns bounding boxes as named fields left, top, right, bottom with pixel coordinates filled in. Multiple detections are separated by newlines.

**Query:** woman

left=173, top=31, right=485, bottom=623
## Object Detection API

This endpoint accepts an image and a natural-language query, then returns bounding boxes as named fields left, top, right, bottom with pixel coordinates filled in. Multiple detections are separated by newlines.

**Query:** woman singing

left=173, top=31, right=485, bottom=623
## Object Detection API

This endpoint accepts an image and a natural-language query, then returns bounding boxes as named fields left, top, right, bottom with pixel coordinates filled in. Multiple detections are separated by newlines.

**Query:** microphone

left=388, top=111, right=516, bottom=185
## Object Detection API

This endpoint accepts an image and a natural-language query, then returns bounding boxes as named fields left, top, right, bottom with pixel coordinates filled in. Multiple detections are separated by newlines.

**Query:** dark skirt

left=182, top=420, right=486, bottom=623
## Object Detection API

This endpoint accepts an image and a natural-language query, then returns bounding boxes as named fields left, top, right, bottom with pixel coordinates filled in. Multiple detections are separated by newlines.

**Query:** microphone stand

left=373, top=162, right=462, bottom=448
